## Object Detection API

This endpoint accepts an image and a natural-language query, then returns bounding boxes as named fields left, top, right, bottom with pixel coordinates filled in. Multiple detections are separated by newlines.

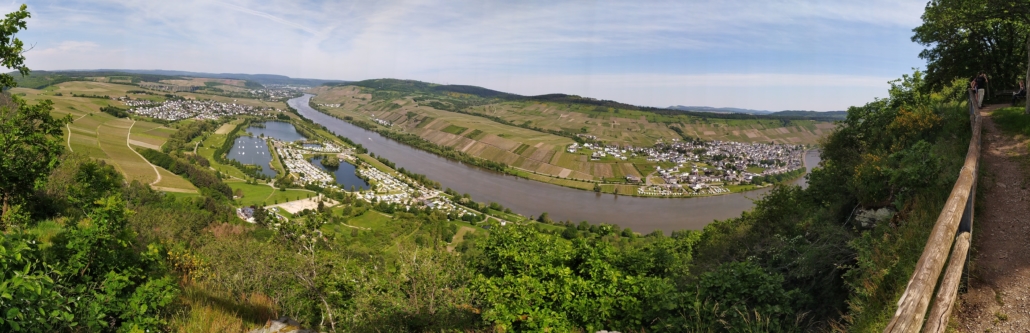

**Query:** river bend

left=289, top=94, right=820, bottom=233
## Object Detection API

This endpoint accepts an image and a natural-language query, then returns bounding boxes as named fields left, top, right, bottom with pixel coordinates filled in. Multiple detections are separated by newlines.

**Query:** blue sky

left=10, top=0, right=927, bottom=111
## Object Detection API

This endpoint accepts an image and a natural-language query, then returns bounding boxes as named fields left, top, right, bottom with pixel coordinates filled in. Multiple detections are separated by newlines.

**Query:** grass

left=197, top=130, right=251, bottom=180
left=229, top=181, right=316, bottom=207
left=991, top=106, right=1030, bottom=135
left=266, top=189, right=316, bottom=205
left=441, top=124, right=467, bottom=135
left=746, top=166, right=766, bottom=174
left=170, top=284, right=274, bottom=333
left=357, top=154, right=399, bottom=176
left=13, top=83, right=202, bottom=192
left=228, top=181, right=276, bottom=207
left=348, top=211, right=394, bottom=229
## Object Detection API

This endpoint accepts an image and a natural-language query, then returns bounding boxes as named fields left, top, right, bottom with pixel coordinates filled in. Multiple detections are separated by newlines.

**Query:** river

left=289, top=94, right=821, bottom=233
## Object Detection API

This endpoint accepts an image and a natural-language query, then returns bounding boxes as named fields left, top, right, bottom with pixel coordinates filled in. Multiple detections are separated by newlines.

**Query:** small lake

left=225, top=136, right=275, bottom=177
left=310, top=156, right=371, bottom=191
left=248, top=121, right=306, bottom=142
left=227, top=121, right=310, bottom=178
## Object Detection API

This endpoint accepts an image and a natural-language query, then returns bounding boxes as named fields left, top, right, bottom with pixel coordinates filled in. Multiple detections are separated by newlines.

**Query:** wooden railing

left=884, top=90, right=982, bottom=332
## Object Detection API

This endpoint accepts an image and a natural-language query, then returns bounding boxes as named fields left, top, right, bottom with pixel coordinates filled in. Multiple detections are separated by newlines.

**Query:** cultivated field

left=11, top=83, right=198, bottom=192
left=309, top=85, right=834, bottom=184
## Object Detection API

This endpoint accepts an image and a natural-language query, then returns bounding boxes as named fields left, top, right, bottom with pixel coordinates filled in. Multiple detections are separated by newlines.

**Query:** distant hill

left=668, top=105, right=773, bottom=115
left=669, top=105, right=845, bottom=121
left=768, top=110, right=847, bottom=121
left=331, top=79, right=844, bottom=121
left=98, top=69, right=348, bottom=87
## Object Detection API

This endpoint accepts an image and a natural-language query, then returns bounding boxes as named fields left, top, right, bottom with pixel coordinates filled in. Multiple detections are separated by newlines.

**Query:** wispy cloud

left=34, top=40, right=98, bottom=55
left=15, top=0, right=928, bottom=110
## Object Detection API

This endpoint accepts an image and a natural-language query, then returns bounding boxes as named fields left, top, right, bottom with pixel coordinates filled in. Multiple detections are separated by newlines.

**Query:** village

left=246, top=86, right=305, bottom=101
left=568, top=139, right=808, bottom=196
left=126, top=98, right=266, bottom=121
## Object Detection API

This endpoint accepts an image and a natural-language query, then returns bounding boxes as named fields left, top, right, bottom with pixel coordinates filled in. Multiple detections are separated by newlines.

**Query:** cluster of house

left=356, top=167, right=407, bottom=195
left=271, top=139, right=338, bottom=188
left=566, top=139, right=807, bottom=196
left=301, top=142, right=343, bottom=153
left=422, top=196, right=472, bottom=216
left=568, top=143, right=630, bottom=160
left=371, top=117, right=392, bottom=127
left=119, top=98, right=159, bottom=108
left=128, top=99, right=261, bottom=121
left=236, top=206, right=287, bottom=224
left=246, top=88, right=303, bottom=101
left=636, top=184, right=730, bottom=197
left=316, top=103, right=342, bottom=108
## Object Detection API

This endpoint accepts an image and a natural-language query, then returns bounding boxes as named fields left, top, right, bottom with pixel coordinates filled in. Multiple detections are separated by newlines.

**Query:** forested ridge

left=0, top=3, right=997, bottom=332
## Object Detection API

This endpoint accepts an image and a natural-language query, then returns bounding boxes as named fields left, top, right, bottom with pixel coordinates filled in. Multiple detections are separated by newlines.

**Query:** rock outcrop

left=248, top=317, right=317, bottom=333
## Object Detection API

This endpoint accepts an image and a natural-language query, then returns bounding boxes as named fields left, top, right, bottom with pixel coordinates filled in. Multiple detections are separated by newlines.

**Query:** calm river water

left=289, top=94, right=822, bottom=233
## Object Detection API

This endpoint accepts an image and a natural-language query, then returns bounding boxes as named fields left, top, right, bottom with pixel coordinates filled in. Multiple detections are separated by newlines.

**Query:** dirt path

left=66, top=113, right=88, bottom=152
left=127, top=120, right=162, bottom=186
left=954, top=105, right=1030, bottom=331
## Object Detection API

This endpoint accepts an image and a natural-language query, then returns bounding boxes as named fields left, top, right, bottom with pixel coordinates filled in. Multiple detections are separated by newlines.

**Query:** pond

left=309, top=156, right=371, bottom=191
left=248, top=121, right=306, bottom=142
left=226, top=121, right=309, bottom=178
left=225, top=136, right=275, bottom=177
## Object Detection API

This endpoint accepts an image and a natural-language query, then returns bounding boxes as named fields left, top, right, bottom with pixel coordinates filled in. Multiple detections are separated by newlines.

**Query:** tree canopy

left=0, top=4, right=69, bottom=225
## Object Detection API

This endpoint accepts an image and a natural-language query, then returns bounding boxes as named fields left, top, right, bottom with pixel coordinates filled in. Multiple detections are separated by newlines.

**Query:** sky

left=9, top=0, right=928, bottom=111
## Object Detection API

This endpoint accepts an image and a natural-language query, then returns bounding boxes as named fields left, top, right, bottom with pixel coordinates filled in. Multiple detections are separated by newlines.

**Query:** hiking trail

left=954, top=104, right=1030, bottom=331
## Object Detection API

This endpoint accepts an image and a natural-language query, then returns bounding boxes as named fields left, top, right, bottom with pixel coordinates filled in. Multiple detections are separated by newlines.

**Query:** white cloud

left=14, top=0, right=926, bottom=110
left=33, top=40, right=99, bottom=56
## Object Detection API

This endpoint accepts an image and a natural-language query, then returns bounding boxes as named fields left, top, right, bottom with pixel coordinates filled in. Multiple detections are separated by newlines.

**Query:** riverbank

left=289, top=94, right=823, bottom=232
left=306, top=96, right=811, bottom=198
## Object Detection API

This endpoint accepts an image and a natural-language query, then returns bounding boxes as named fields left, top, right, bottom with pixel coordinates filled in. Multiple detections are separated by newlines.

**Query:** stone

left=248, top=317, right=317, bottom=333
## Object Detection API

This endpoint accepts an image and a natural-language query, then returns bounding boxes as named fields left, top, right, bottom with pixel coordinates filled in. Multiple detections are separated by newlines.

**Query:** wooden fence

left=884, top=90, right=982, bottom=332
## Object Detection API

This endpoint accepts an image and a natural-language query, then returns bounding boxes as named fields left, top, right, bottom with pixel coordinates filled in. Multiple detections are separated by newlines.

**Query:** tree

left=537, top=212, right=551, bottom=223
left=987, top=0, right=1030, bottom=113
left=0, top=5, right=69, bottom=224
left=915, top=0, right=1030, bottom=112
left=253, top=205, right=269, bottom=226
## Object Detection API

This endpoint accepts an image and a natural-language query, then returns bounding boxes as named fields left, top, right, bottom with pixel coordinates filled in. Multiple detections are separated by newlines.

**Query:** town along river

left=289, top=94, right=822, bottom=234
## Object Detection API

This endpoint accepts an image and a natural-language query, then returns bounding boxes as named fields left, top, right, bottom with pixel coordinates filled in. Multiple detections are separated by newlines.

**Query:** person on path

left=1013, top=80, right=1026, bottom=105
left=971, top=72, right=988, bottom=108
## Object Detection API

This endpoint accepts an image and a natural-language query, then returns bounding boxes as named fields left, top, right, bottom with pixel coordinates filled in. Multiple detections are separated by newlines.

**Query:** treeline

left=364, top=153, right=442, bottom=189
left=750, top=167, right=806, bottom=185
left=208, top=120, right=273, bottom=181
left=72, top=93, right=109, bottom=99
left=307, top=102, right=506, bottom=173
left=100, top=105, right=129, bottom=118
left=139, top=148, right=233, bottom=198
left=163, top=120, right=217, bottom=153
